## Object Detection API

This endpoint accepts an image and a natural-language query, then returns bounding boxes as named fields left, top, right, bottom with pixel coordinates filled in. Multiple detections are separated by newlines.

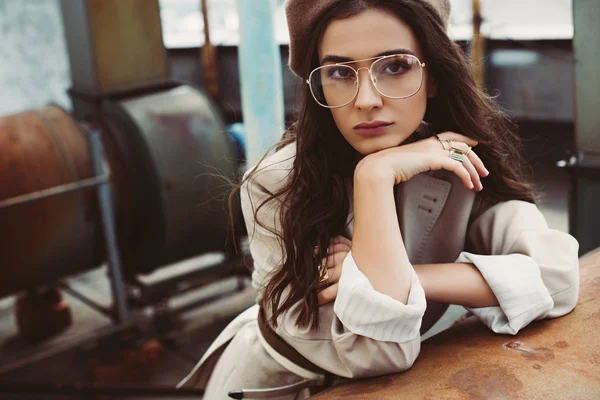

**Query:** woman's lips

left=353, top=121, right=394, bottom=136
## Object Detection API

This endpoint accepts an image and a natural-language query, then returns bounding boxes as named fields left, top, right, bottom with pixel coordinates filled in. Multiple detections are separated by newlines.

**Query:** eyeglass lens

left=309, top=54, right=423, bottom=108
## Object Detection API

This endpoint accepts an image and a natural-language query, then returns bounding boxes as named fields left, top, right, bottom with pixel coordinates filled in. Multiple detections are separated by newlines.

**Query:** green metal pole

left=569, top=0, right=600, bottom=254
left=236, top=0, right=285, bottom=168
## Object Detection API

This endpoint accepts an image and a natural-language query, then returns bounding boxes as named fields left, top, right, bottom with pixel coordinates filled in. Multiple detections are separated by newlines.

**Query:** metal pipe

left=201, top=0, right=219, bottom=99
left=471, top=0, right=485, bottom=88
left=573, top=0, right=600, bottom=154
left=236, top=0, right=285, bottom=168
left=567, top=0, right=600, bottom=254
left=58, top=282, right=113, bottom=318
left=0, top=175, right=108, bottom=209
left=89, top=130, right=130, bottom=324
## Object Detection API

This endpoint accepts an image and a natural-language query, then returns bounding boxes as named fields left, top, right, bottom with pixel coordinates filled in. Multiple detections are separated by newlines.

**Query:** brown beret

left=285, top=0, right=452, bottom=78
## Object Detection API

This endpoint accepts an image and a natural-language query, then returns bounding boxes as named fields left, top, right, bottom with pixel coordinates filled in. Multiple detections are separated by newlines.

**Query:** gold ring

left=451, top=147, right=466, bottom=155
left=318, top=258, right=329, bottom=284
left=465, top=146, right=472, bottom=156
left=434, top=134, right=448, bottom=150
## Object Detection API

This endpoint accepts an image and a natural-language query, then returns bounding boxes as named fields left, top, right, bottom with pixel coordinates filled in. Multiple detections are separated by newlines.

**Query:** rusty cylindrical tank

left=0, top=106, right=103, bottom=298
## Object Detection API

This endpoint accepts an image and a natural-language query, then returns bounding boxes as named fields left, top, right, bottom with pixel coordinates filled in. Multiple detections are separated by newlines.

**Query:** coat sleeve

left=241, top=162, right=426, bottom=379
left=455, top=200, right=579, bottom=335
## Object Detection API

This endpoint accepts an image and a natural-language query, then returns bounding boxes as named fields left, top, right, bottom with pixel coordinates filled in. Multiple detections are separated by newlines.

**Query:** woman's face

left=318, top=8, right=435, bottom=156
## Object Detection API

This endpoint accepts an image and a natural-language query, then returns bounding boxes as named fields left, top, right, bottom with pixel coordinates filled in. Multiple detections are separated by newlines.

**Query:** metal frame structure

left=0, top=129, right=130, bottom=324
left=560, top=0, right=600, bottom=255
left=0, top=128, right=212, bottom=397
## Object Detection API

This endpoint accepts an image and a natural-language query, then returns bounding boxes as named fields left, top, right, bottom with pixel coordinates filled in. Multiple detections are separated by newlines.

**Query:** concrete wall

left=0, top=0, right=72, bottom=116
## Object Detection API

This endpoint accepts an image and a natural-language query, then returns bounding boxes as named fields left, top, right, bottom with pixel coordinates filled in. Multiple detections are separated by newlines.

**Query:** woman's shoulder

left=242, top=141, right=297, bottom=194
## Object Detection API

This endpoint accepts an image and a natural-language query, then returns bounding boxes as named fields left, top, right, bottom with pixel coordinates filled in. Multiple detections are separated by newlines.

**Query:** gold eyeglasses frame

left=306, top=53, right=426, bottom=109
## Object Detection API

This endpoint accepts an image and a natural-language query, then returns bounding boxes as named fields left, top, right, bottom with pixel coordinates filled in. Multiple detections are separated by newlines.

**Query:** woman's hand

left=316, top=235, right=352, bottom=305
left=355, top=132, right=489, bottom=191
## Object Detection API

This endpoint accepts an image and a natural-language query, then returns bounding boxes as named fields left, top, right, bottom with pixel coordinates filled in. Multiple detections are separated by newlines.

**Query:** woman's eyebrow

left=321, top=48, right=415, bottom=64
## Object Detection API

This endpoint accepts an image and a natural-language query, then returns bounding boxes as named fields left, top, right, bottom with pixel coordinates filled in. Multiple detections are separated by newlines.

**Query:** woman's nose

left=354, top=69, right=383, bottom=112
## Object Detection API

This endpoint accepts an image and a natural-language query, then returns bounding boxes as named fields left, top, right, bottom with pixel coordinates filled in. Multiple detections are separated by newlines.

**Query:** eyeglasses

left=306, top=54, right=426, bottom=109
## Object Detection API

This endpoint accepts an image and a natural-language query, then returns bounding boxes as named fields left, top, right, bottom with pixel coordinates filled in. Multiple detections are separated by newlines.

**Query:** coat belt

left=257, top=306, right=326, bottom=377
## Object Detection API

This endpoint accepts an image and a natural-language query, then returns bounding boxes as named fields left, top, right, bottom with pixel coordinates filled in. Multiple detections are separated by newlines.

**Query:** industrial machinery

left=0, top=1, right=251, bottom=389
left=0, top=84, right=247, bottom=296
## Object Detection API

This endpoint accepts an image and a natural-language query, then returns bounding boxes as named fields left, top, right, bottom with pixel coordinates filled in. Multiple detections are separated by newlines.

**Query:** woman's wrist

left=354, top=157, right=395, bottom=187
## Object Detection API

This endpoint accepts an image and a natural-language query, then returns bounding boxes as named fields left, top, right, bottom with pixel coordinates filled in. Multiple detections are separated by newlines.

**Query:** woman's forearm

left=414, top=263, right=499, bottom=308
left=351, top=166, right=412, bottom=304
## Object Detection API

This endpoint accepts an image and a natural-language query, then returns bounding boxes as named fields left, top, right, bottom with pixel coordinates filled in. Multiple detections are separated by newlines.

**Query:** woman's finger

left=314, top=236, right=351, bottom=257
left=468, top=150, right=489, bottom=177
left=327, top=242, right=351, bottom=255
left=318, top=283, right=338, bottom=305
left=436, top=131, right=479, bottom=148
left=321, top=251, right=349, bottom=271
left=445, top=141, right=488, bottom=177
left=462, top=156, right=483, bottom=191
left=317, top=252, right=347, bottom=288
left=330, top=235, right=352, bottom=247
left=433, top=137, right=489, bottom=185
left=327, top=255, right=345, bottom=282
left=431, top=152, right=474, bottom=189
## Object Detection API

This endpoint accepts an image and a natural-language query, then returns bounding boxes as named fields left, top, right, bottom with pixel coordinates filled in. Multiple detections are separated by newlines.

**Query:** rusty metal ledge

left=313, top=248, right=600, bottom=399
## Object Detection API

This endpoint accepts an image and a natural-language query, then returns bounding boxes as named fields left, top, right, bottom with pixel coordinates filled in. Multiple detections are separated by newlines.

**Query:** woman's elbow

left=339, top=337, right=421, bottom=379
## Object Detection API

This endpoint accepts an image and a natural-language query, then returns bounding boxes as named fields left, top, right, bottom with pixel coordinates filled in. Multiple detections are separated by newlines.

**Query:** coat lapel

left=342, top=172, right=451, bottom=265
left=395, top=173, right=451, bottom=264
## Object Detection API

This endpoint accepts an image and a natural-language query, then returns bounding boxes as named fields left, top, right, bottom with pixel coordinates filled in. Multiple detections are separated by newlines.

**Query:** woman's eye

left=382, top=62, right=409, bottom=75
left=328, top=68, right=353, bottom=79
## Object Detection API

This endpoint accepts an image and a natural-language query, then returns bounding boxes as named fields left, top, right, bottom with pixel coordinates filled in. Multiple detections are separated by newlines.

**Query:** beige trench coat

left=179, top=142, right=580, bottom=399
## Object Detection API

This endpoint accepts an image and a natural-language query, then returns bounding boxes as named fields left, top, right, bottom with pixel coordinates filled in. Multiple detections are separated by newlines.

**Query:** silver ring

left=450, top=149, right=465, bottom=163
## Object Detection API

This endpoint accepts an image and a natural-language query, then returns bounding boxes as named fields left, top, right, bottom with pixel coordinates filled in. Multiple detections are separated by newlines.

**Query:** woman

left=180, top=0, right=580, bottom=398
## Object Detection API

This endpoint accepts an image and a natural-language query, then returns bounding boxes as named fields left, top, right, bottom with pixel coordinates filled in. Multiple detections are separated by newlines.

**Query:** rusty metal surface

left=0, top=106, right=100, bottom=297
left=312, top=248, right=600, bottom=399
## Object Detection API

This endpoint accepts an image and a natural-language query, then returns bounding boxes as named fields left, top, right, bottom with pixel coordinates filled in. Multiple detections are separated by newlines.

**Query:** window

left=159, top=0, right=573, bottom=48
left=159, top=0, right=288, bottom=48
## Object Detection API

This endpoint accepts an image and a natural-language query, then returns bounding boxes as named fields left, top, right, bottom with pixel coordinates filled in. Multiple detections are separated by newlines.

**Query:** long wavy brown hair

left=228, top=0, right=535, bottom=329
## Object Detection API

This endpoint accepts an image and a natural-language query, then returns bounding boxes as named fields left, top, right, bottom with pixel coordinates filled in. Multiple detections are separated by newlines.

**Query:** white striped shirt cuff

left=333, top=251, right=426, bottom=343
left=456, top=252, right=554, bottom=335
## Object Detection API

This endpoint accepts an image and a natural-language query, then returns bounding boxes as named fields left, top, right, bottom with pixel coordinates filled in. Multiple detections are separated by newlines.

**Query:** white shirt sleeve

left=456, top=200, right=580, bottom=335
left=334, top=251, right=427, bottom=342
